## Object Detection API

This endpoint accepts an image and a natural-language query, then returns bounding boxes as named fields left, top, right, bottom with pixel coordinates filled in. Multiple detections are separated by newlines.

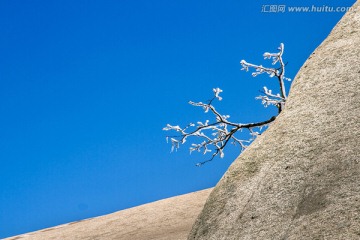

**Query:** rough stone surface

left=5, top=189, right=211, bottom=240
left=188, top=2, right=360, bottom=240
left=5, top=3, right=360, bottom=240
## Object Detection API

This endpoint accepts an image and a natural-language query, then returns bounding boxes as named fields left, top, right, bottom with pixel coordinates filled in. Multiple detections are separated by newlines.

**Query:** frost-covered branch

left=240, top=43, right=291, bottom=112
left=164, top=44, right=291, bottom=165
left=163, top=88, right=276, bottom=166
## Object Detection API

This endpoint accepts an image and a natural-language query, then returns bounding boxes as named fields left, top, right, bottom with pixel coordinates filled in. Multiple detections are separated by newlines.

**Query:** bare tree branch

left=164, top=43, right=291, bottom=166
left=240, top=43, right=291, bottom=113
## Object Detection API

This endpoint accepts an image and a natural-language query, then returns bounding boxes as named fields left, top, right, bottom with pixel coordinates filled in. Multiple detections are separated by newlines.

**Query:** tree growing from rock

left=163, top=43, right=291, bottom=166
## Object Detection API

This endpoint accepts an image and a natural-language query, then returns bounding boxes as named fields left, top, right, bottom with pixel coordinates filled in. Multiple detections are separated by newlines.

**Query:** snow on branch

left=164, top=43, right=291, bottom=166
left=164, top=88, right=276, bottom=166
left=240, top=43, right=291, bottom=112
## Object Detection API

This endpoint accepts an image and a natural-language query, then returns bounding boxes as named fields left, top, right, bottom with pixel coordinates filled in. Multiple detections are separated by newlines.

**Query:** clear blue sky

left=0, top=0, right=355, bottom=238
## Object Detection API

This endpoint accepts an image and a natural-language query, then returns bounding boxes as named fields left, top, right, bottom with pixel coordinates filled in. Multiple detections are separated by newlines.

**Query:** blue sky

left=0, top=0, right=355, bottom=238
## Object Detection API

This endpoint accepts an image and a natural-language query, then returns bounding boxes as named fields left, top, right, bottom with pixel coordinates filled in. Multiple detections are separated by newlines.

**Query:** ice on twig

left=164, top=43, right=290, bottom=165
left=213, top=88, right=223, bottom=101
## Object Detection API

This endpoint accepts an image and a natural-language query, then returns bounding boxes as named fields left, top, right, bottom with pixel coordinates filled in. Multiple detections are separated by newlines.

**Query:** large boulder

left=188, top=2, right=360, bottom=240
left=5, top=189, right=211, bottom=240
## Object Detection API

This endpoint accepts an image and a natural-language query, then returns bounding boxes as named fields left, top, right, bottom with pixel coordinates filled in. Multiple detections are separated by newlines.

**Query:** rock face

left=5, top=189, right=211, bottom=240
left=188, top=2, right=360, bottom=240
left=5, top=3, right=360, bottom=240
